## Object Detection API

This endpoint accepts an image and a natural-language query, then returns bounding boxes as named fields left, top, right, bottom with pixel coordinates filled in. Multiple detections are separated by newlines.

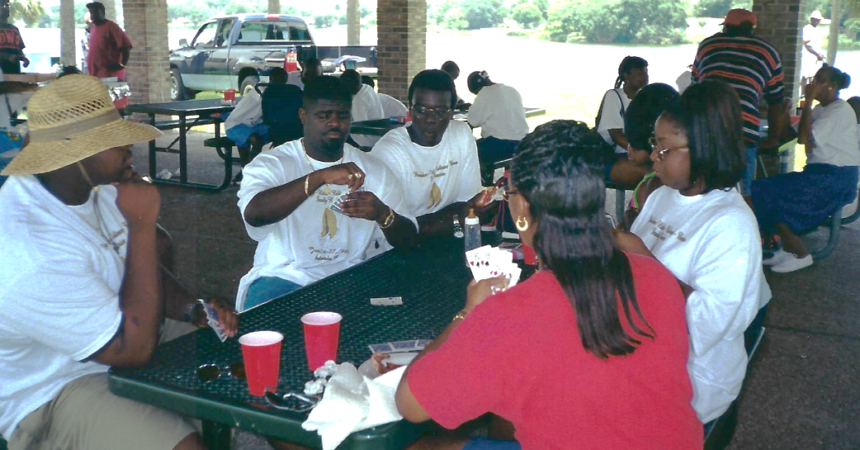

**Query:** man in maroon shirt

left=0, top=0, right=29, bottom=74
left=85, top=2, right=132, bottom=80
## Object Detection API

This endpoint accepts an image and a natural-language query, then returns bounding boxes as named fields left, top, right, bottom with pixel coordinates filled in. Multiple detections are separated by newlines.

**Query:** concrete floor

left=132, top=130, right=860, bottom=449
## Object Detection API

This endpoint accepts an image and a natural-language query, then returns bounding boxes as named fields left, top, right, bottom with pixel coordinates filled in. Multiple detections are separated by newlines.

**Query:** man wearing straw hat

left=0, top=75, right=235, bottom=450
left=802, top=10, right=826, bottom=86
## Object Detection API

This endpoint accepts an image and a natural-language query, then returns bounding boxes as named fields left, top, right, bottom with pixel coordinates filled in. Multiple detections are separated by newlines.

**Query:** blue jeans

left=742, top=144, right=757, bottom=195
left=244, top=276, right=302, bottom=310
left=463, top=438, right=521, bottom=450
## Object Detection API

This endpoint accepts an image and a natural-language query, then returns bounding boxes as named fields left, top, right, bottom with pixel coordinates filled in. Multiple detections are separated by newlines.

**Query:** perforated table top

left=108, top=237, right=476, bottom=449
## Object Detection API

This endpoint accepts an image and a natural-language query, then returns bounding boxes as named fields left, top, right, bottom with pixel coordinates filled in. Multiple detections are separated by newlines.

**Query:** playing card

left=198, top=300, right=228, bottom=342
left=485, top=249, right=514, bottom=279
left=390, top=340, right=418, bottom=352
left=370, top=296, right=403, bottom=306
left=416, top=339, right=432, bottom=348
left=368, top=343, right=394, bottom=353
left=466, top=245, right=493, bottom=280
left=329, top=187, right=364, bottom=216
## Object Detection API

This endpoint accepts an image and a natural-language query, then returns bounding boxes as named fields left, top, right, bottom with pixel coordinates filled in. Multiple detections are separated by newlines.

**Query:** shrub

left=461, top=0, right=507, bottom=29
left=444, top=8, right=469, bottom=30
left=546, top=0, right=687, bottom=45
left=513, top=3, right=543, bottom=29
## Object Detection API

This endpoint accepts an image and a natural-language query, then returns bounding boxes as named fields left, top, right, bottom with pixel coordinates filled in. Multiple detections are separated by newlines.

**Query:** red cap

left=722, top=9, right=757, bottom=27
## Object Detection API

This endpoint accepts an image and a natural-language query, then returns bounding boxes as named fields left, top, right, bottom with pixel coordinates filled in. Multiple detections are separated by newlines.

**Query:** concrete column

left=377, top=0, right=426, bottom=102
left=752, top=0, right=806, bottom=104
left=268, top=0, right=280, bottom=14
left=60, top=0, right=76, bottom=67
left=122, top=0, right=170, bottom=105
left=103, top=0, right=117, bottom=22
left=826, top=0, right=841, bottom=65
left=347, top=0, right=360, bottom=46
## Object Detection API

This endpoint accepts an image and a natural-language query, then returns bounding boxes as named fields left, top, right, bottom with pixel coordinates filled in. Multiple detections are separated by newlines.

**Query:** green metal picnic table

left=108, top=237, right=486, bottom=449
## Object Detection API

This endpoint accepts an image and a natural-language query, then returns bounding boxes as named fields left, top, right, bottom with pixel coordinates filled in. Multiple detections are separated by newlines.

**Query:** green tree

left=444, top=8, right=468, bottom=30
left=694, top=0, right=751, bottom=19
left=546, top=0, right=687, bottom=44
left=512, top=3, right=542, bottom=29
left=360, top=6, right=372, bottom=18
left=461, top=0, right=506, bottom=29
left=11, top=0, right=45, bottom=27
left=313, top=13, right=337, bottom=28
left=546, top=0, right=580, bottom=42
left=516, top=0, right=549, bottom=19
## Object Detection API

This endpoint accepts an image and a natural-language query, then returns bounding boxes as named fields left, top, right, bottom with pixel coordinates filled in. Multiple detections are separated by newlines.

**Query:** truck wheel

left=170, top=68, right=187, bottom=101
left=240, top=75, right=260, bottom=96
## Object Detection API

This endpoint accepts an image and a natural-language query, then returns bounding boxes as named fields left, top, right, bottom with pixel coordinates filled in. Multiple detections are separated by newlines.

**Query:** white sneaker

left=771, top=254, right=813, bottom=273
left=762, top=249, right=792, bottom=266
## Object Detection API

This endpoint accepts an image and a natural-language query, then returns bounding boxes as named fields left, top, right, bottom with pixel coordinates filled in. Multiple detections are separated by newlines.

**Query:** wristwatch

left=183, top=300, right=205, bottom=324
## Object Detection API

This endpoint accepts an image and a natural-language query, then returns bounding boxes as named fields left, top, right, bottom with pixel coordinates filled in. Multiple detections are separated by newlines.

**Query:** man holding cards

left=0, top=75, right=236, bottom=450
left=370, top=69, right=495, bottom=238
left=237, top=76, right=418, bottom=311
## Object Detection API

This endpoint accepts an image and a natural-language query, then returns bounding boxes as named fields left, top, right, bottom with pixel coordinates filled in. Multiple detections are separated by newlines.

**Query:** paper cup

left=238, top=331, right=283, bottom=396
left=522, top=243, right=537, bottom=266
left=301, top=312, right=342, bottom=371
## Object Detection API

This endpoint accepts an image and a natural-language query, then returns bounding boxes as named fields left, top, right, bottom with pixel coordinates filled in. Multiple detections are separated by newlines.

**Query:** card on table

left=370, top=296, right=403, bottom=306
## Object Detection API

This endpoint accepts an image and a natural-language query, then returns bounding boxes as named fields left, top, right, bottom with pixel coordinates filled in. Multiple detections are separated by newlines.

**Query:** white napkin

left=302, top=362, right=407, bottom=450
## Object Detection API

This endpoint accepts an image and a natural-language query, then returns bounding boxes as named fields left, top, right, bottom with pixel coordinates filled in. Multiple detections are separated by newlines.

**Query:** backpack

left=261, top=83, right=304, bottom=146
left=594, top=88, right=625, bottom=131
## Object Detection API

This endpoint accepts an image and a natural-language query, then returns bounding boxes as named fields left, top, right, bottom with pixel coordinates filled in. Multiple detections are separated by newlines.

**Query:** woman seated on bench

left=616, top=80, right=767, bottom=424
left=752, top=65, right=860, bottom=273
left=395, top=121, right=702, bottom=450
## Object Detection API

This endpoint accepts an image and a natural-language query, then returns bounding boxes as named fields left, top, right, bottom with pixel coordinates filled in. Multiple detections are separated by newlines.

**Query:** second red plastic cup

left=238, top=331, right=283, bottom=396
left=301, top=312, right=342, bottom=371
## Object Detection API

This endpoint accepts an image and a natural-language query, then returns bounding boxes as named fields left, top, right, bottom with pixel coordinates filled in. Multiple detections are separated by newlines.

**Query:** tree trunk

left=348, top=0, right=360, bottom=46
left=827, top=0, right=842, bottom=65
left=268, top=0, right=280, bottom=14
left=60, top=0, right=75, bottom=67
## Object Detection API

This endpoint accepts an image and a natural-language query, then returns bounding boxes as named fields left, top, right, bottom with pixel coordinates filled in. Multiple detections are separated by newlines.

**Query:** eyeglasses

left=411, top=105, right=452, bottom=118
left=501, top=188, right=520, bottom=202
left=648, top=137, right=689, bottom=161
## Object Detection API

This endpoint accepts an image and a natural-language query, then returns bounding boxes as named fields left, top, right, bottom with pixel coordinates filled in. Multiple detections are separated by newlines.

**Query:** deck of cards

left=466, top=245, right=522, bottom=291
left=329, top=187, right=364, bottom=216
left=199, top=299, right=228, bottom=342
left=368, top=339, right=431, bottom=354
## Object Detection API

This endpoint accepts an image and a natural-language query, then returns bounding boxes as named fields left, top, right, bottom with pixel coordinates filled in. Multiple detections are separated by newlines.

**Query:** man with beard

left=236, top=76, right=418, bottom=311
left=371, top=69, right=493, bottom=238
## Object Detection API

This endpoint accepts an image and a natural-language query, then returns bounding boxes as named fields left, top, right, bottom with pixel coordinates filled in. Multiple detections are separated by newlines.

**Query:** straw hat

left=1, top=74, right=161, bottom=176
left=810, top=10, right=823, bottom=20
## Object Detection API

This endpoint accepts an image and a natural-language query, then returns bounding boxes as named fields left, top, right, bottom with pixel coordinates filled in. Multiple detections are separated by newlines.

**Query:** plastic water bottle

left=464, top=208, right=481, bottom=252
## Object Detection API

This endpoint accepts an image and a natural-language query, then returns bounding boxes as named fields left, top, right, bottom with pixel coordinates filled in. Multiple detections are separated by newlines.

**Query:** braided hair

left=510, top=120, right=655, bottom=359
left=614, top=56, right=648, bottom=89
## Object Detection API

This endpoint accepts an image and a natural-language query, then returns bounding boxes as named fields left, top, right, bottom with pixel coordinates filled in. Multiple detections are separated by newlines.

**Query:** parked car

left=169, top=14, right=377, bottom=100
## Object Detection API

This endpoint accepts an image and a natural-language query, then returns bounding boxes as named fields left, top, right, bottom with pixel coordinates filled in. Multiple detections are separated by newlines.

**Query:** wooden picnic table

left=108, top=235, right=506, bottom=449
left=126, top=99, right=236, bottom=191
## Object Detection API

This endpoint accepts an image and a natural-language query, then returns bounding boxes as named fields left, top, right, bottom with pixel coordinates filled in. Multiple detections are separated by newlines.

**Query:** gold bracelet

left=379, top=208, right=395, bottom=229
left=303, top=174, right=310, bottom=197
left=452, top=309, right=469, bottom=322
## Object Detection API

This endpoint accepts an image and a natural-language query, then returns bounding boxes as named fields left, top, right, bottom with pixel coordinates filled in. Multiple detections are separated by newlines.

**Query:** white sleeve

left=365, top=157, right=419, bottom=231
left=811, top=103, right=855, bottom=150
left=224, top=89, right=262, bottom=129
left=237, top=152, right=292, bottom=241
left=4, top=260, right=123, bottom=361
left=467, top=91, right=489, bottom=128
left=597, top=89, right=625, bottom=133
left=454, top=126, right=482, bottom=203
left=685, top=216, right=762, bottom=357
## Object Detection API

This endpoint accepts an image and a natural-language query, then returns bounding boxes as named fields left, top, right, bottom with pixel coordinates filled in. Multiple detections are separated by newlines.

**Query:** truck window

left=215, top=18, right=235, bottom=47
left=192, top=22, right=218, bottom=48
left=289, top=22, right=311, bottom=41
left=235, top=20, right=292, bottom=43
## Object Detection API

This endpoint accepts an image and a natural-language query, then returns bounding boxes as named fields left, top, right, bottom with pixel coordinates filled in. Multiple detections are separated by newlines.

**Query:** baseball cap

left=722, top=9, right=757, bottom=27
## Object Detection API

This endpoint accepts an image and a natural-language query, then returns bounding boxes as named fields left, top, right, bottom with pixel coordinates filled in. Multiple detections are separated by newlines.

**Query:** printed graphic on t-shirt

left=646, top=215, right=688, bottom=242
left=413, top=159, right=460, bottom=209
left=0, top=28, right=22, bottom=50
left=311, top=184, right=346, bottom=239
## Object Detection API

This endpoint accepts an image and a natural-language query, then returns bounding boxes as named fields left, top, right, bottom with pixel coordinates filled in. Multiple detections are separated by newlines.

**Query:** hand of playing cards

left=466, top=245, right=522, bottom=291
left=329, top=187, right=365, bottom=216
left=198, top=299, right=238, bottom=342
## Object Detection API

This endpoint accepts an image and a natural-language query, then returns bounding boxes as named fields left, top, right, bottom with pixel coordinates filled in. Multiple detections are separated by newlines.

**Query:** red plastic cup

left=238, top=331, right=283, bottom=396
left=522, top=244, right=537, bottom=266
left=224, top=89, right=237, bottom=102
left=301, top=312, right=342, bottom=371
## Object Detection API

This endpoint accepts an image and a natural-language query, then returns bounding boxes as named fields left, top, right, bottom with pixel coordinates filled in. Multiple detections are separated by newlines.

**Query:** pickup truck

left=168, top=14, right=378, bottom=100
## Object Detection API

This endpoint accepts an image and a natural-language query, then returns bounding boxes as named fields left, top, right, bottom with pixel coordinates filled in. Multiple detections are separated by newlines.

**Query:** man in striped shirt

left=692, top=8, right=786, bottom=195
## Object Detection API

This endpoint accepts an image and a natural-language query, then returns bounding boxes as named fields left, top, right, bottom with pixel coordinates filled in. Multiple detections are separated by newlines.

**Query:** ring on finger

left=355, top=173, right=362, bottom=179
left=347, top=174, right=354, bottom=180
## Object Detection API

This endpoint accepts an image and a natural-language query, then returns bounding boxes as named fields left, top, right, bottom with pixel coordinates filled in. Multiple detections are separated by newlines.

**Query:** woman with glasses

left=395, top=120, right=702, bottom=450
left=616, top=80, right=768, bottom=424
left=752, top=65, right=859, bottom=273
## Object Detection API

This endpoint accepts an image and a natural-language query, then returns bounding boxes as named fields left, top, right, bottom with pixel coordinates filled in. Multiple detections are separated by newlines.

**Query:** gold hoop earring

left=515, top=216, right=529, bottom=232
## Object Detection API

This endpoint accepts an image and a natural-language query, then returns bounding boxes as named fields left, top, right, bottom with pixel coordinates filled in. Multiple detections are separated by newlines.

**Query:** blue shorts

left=243, top=276, right=302, bottom=311
left=226, top=123, right=270, bottom=148
left=462, top=438, right=521, bottom=450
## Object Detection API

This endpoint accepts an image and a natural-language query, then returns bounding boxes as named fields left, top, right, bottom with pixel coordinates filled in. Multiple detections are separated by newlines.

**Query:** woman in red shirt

left=395, top=120, right=703, bottom=450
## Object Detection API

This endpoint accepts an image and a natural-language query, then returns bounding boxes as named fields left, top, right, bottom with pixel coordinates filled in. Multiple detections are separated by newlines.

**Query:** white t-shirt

left=467, top=83, right=529, bottom=141
left=807, top=99, right=860, bottom=167
left=631, top=186, right=769, bottom=423
left=379, top=93, right=407, bottom=118
left=370, top=120, right=482, bottom=217
left=351, top=84, right=386, bottom=148
left=597, top=87, right=632, bottom=154
left=224, top=87, right=263, bottom=130
left=236, top=140, right=416, bottom=311
left=0, top=175, right=126, bottom=439
left=802, top=24, right=824, bottom=78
